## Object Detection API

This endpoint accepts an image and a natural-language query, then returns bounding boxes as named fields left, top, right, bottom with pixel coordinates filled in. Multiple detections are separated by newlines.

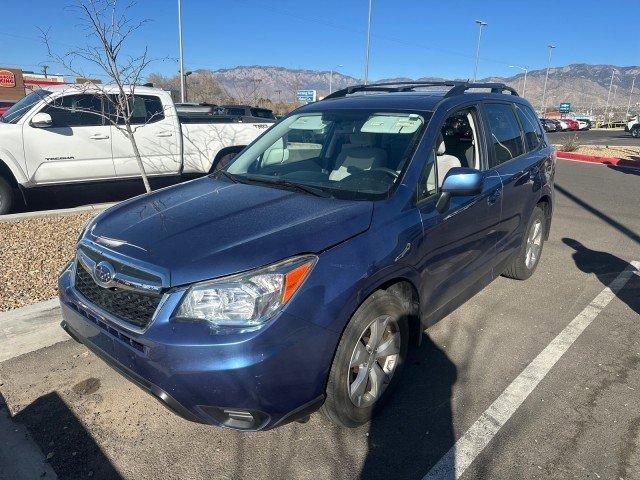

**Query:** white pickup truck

left=0, top=84, right=273, bottom=214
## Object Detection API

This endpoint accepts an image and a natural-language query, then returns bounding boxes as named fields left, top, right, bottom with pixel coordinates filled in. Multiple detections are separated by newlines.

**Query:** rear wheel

left=631, top=125, right=640, bottom=138
left=502, top=206, right=546, bottom=280
left=0, top=176, right=14, bottom=215
left=322, top=290, right=409, bottom=427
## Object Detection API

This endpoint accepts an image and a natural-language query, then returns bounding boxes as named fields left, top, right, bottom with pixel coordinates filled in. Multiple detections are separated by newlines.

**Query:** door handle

left=156, top=132, right=173, bottom=137
left=89, top=133, right=109, bottom=140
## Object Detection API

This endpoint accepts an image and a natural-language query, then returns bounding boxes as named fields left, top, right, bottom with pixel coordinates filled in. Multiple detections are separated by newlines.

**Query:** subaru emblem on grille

left=93, top=261, right=116, bottom=287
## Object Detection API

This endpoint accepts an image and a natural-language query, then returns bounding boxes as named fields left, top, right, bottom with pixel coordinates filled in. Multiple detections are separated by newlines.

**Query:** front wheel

left=0, top=176, right=14, bottom=215
left=502, top=206, right=546, bottom=280
left=322, top=290, right=409, bottom=428
left=631, top=125, right=640, bottom=138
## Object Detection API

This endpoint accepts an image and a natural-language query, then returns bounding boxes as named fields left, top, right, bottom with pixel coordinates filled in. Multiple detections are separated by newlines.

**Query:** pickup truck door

left=109, top=94, right=181, bottom=177
left=22, top=93, right=116, bottom=184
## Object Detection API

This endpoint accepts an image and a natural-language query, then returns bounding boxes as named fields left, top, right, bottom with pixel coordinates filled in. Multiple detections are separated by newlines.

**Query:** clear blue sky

left=1, top=0, right=637, bottom=81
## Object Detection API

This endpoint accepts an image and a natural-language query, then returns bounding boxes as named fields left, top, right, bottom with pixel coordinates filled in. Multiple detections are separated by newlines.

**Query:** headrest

left=437, top=134, right=446, bottom=155
left=349, top=133, right=375, bottom=147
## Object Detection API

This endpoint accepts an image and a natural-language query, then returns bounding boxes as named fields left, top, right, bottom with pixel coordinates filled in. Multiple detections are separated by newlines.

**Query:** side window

left=129, top=95, right=165, bottom=125
left=41, top=94, right=103, bottom=127
left=515, top=104, right=543, bottom=151
left=417, top=149, right=437, bottom=202
left=484, top=103, right=524, bottom=167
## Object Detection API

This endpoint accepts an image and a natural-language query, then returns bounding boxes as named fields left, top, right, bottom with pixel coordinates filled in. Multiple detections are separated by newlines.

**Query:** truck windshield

left=1, top=89, right=52, bottom=124
left=222, top=109, right=429, bottom=200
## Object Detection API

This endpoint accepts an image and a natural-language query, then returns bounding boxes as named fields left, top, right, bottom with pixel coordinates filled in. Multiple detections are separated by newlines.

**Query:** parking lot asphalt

left=549, top=128, right=638, bottom=147
left=0, top=159, right=639, bottom=480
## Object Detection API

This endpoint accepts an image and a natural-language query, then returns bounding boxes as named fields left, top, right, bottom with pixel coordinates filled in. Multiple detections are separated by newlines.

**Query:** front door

left=23, top=93, right=115, bottom=184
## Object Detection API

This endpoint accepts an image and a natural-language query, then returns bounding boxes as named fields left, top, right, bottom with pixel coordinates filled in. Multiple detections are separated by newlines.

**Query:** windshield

left=222, top=109, right=428, bottom=200
left=1, top=89, right=52, bottom=123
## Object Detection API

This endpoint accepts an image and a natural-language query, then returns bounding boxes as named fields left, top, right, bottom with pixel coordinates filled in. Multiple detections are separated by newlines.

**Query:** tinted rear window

left=484, top=103, right=524, bottom=167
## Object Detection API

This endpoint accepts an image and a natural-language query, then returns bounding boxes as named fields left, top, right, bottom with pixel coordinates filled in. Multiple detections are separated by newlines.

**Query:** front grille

left=74, top=265, right=161, bottom=329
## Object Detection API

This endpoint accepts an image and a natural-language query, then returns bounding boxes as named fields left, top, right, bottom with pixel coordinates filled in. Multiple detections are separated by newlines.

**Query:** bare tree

left=42, top=0, right=156, bottom=192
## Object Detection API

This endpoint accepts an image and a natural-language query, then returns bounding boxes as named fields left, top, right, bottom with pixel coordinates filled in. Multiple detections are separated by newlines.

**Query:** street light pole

left=178, top=0, right=186, bottom=103
left=473, top=20, right=487, bottom=82
left=329, top=64, right=343, bottom=94
left=626, top=75, right=636, bottom=119
left=364, top=0, right=373, bottom=84
left=604, top=69, right=616, bottom=126
left=509, top=65, right=528, bottom=97
left=540, top=44, right=555, bottom=116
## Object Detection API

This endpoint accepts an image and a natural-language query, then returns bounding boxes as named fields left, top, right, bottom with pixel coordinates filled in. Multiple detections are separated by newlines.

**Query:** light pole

left=626, top=75, right=636, bottom=119
left=604, top=69, right=617, bottom=126
left=177, top=0, right=186, bottom=103
left=364, top=0, right=373, bottom=84
left=473, top=20, right=487, bottom=82
left=509, top=65, right=528, bottom=97
left=329, top=64, right=343, bottom=94
left=540, top=44, right=555, bottom=116
left=182, top=71, right=192, bottom=102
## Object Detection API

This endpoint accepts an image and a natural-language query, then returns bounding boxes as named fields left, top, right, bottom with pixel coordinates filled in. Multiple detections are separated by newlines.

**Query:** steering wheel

left=370, top=167, right=399, bottom=179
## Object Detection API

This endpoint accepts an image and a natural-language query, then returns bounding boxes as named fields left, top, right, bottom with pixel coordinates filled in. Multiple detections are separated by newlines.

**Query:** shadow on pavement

left=556, top=183, right=640, bottom=245
left=13, top=391, right=122, bottom=480
left=562, top=238, right=640, bottom=316
left=360, top=335, right=457, bottom=480
left=607, top=164, right=640, bottom=176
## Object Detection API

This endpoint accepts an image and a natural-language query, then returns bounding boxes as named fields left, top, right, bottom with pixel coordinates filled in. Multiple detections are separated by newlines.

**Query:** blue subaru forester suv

left=58, top=81, right=555, bottom=430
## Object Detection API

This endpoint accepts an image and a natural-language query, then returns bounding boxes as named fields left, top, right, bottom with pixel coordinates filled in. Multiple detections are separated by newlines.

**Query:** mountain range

left=208, top=64, right=640, bottom=115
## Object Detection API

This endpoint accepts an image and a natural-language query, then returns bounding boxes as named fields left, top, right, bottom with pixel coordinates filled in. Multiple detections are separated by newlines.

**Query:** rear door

left=110, top=94, right=181, bottom=177
left=482, top=101, right=546, bottom=266
left=22, top=93, right=115, bottom=184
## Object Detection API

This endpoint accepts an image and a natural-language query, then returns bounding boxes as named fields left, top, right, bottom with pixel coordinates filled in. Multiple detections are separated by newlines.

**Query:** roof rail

left=444, top=82, right=518, bottom=97
left=321, top=80, right=518, bottom=100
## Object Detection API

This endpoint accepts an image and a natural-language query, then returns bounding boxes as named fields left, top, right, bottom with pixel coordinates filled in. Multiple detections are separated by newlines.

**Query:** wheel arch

left=208, top=145, right=246, bottom=173
left=536, top=194, right=553, bottom=240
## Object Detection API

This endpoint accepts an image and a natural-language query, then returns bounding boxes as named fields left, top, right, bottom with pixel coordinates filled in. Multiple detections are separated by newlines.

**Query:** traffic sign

left=296, top=90, right=317, bottom=103
left=559, top=102, right=571, bottom=113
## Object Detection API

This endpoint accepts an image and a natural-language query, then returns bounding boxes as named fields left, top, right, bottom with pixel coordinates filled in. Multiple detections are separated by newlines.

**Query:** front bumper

left=58, top=265, right=335, bottom=430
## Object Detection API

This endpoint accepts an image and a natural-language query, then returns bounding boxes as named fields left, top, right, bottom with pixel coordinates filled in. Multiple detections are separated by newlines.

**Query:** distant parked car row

left=539, top=117, right=591, bottom=132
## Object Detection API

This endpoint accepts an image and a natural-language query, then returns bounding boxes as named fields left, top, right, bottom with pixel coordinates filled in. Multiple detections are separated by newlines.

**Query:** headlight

left=174, top=255, right=316, bottom=327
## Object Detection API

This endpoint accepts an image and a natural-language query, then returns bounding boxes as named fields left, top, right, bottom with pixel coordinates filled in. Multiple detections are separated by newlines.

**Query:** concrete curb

left=556, top=151, right=640, bottom=169
left=0, top=202, right=116, bottom=223
left=0, top=298, right=68, bottom=363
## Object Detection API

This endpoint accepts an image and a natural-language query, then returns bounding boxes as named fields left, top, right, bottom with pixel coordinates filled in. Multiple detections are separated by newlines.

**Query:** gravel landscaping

left=0, top=213, right=92, bottom=311
left=557, top=144, right=640, bottom=159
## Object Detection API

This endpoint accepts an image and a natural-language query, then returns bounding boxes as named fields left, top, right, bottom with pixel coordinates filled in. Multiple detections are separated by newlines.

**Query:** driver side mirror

left=31, top=112, right=53, bottom=128
left=436, top=167, right=484, bottom=213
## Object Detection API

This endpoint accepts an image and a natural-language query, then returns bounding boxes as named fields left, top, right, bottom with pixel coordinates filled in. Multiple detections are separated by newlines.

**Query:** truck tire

left=321, top=290, right=409, bottom=427
left=631, top=125, right=640, bottom=138
left=0, top=176, right=14, bottom=215
left=502, top=206, right=546, bottom=280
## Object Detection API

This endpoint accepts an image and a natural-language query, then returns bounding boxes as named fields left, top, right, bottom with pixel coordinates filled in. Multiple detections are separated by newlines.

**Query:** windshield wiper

left=242, top=175, right=332, bottom=198
left=215, top=170, right=239, bottom=183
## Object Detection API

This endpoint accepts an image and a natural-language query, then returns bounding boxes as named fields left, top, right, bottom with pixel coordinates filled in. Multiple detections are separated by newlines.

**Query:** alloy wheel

left=347, top=315, right=401, bottom=408
left=525, top=218, right=543, bottom=269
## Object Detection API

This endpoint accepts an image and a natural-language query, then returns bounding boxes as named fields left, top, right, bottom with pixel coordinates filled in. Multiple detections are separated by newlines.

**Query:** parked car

left=0, top=85, right=274, bottom=214
left=561, top=118, right=579, bottom=131
left=540, top=118, right=558, bottom=132
left=626, top=115, right=640, bottom=137
left=556, top=119, right=569, bottom=131
left=58, top=81, right=555, bottom=431
left=575, top=119, right=590, bottom=130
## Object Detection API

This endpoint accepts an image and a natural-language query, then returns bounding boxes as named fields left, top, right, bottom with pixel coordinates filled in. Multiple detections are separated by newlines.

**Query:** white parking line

left=423, top=260, right=640, bottom=480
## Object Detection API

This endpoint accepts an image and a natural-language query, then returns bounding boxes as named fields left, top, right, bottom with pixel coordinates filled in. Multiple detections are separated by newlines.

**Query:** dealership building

left=0, top=67, right=66, bottom=112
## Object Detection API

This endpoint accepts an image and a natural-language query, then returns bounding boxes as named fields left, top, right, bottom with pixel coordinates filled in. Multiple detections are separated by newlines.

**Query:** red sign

left=0, top=70, right=16, bottom=88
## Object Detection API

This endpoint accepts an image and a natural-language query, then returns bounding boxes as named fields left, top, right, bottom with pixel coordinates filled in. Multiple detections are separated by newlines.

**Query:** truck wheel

left=212, top=152, right=238, bottom=173
left=502, top=206, right=546, bottom=280
left=321, top=290, right=409, bottom=427
left=631, top=125, right=640, bottom=138
left=0, top=176, right=14, bottom=215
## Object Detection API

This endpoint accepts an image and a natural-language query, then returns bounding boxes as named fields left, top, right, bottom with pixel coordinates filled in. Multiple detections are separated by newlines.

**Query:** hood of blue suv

left=87, top=177, right=373, bottom=286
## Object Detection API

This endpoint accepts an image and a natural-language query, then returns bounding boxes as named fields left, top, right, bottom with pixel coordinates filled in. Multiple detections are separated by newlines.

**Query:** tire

left=0, top=176, right=14, bottom=215
left=321, top=289, right=410, bottom=428
left=502, top=206, right=546, bottom=280
left=631, top=125, right=640, bottom=138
